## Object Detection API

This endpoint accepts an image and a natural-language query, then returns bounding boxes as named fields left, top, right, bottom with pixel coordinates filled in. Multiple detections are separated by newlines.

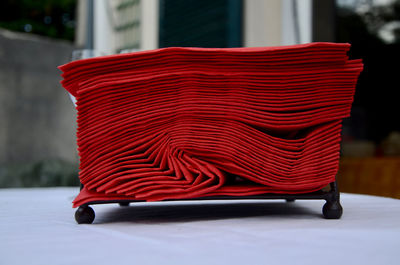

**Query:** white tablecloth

left=1, top=187, right=399, bottom=265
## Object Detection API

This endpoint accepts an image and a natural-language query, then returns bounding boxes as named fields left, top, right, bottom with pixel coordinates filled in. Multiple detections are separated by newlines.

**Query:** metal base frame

left=74, top=181, right=343, bottom=224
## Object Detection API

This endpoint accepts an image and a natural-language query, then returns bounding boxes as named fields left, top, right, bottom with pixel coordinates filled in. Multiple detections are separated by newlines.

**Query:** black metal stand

left=74, top=181, right=343, bottom=224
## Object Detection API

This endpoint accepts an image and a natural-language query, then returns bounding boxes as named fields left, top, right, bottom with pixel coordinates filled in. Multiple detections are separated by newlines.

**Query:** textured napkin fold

left=59, top=42, right=363, bottom=207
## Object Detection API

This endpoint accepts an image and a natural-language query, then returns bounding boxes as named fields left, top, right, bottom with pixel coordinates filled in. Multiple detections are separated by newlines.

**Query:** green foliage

left=0, top=160, right=80, bottom=187
left=0, top=0, right=76, bottom=41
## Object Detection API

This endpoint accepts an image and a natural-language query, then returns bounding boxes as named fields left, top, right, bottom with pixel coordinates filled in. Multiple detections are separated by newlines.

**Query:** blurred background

left=0, top=0, right=399, bottom=198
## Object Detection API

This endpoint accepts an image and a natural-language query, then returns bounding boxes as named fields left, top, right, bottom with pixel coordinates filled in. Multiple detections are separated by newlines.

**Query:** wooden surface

left=338, top=157, right=400, bottom=199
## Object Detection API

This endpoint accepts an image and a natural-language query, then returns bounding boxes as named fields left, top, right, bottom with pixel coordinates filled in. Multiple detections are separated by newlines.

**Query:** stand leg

left=322, top=182, right=343, bottom=219
left=75, top=205, right=95, bottom=224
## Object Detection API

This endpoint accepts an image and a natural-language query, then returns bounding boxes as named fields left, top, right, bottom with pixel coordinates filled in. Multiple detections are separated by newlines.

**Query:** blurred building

left=75, top=0, right=313, bottom=53
left=0, top=0, right=399, bottom=197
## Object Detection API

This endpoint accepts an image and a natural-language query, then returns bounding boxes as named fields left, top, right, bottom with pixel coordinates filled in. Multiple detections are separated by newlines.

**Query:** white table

left=1, top=187, right=399, bottom=265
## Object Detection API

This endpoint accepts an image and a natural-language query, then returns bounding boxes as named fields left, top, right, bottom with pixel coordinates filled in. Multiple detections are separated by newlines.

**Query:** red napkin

left=58, top=42, right=363, bottom=208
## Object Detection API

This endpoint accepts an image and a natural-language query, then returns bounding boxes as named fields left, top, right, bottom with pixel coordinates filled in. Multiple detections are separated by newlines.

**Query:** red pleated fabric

left=58, top=42, right=363, bottom=208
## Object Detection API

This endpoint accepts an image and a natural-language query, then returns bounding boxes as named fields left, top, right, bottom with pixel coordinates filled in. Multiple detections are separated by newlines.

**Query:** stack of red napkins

left=59, top=42, right=363, bottom=208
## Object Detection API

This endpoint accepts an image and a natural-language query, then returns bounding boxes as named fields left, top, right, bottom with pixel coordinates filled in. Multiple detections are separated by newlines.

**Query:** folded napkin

left=59, top=42, right=363, bottom=207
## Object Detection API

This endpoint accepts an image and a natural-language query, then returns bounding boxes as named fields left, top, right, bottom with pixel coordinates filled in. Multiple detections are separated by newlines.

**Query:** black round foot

left=75, top=206, right=95, bottom=224
left=286, top=199, right=295, bottom=202
left=119, top=202, right=130, bottom=207
left=322, top=201, right=343, bottom=219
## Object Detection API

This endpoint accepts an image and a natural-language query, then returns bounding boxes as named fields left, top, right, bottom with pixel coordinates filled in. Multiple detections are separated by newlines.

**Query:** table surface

left=1, top=187, right=399, bottom=265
